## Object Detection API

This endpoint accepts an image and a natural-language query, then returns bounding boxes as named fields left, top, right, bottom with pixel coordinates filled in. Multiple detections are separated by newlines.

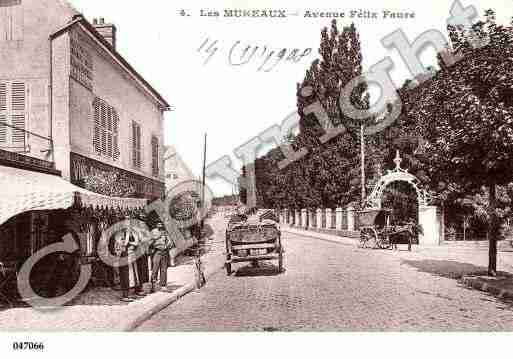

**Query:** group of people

left=114, top=217, right=175, bottom=302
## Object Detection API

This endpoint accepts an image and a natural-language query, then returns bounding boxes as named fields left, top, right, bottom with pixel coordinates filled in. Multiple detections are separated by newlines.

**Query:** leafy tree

left=244, top=20, right=369, bottom=210
left=412, top=10, right=513, bottom=275
left=242, top=11, right=513, bottom=276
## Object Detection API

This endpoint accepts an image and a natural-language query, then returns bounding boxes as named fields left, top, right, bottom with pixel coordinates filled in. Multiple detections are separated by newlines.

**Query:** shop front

left=0, top=165, right=148, bottom=306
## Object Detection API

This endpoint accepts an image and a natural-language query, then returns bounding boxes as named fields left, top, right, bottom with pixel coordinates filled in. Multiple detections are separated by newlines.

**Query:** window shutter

left=0, top=83, right=6, bottom=144
left=106, top=106, right=113, bottom=158
left=100, top=101, right=107, bottom=156
left=137, top=125, right=141, bottom=168
left=11, top=114, right=25, bottom=144
left=93, top=97, right=120, bottom=160
left=113, top=110, right=119, bottom=161
left=132, top=122, right=142, bottom=169
left=93, top=99, right=101, bottom=154
left=151, top=136, right=159, bottom=177
left=10, top=82, right=25, bottom=146
left=132, top=121, right=138, bottom=168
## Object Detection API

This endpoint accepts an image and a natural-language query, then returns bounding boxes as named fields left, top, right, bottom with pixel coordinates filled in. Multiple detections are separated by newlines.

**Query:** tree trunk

left=488, top=182, right=498, bottom=277
left=360, top=124, right=366, bottom=204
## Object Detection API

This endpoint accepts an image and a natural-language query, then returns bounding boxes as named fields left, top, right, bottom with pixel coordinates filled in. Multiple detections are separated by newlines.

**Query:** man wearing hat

left=116, top=216, right=145, bottom=302
left=135, top=213, right=151, bottom=290
left=150, top=222, right=173, bottom=292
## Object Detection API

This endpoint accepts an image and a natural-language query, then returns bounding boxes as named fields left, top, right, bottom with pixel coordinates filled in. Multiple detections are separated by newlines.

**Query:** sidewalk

left=0, top=218, right=227, bottom=331
left=283, top=225, right=513, bottom=252
left=283, top=226, right=359, bottom=247
left=283, top=225, right=513, bottom=302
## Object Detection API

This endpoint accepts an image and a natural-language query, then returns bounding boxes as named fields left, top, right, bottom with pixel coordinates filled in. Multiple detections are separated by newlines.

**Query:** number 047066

left=12, top=342, right=45, bottom=351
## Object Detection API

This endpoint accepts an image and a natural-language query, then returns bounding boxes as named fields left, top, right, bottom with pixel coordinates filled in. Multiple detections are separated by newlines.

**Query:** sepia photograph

left=0, top=0, right=512, bottom=357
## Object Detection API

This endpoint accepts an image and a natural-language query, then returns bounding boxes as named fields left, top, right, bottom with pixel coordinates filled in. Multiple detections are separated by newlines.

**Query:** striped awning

left=0, top=165, right=147, bottom=226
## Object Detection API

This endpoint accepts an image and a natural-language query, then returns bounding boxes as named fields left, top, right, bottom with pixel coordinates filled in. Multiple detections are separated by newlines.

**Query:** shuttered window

left=132, top=121, right=142, bottom=169
left=11, top=82, right=25, bottom=144
left=0, top=81, right=26, bottom=151
left=0, top=83, right=6, bottom=144
left=151, top=135, right=159, bottom=177
left=93, top=98, right=119, bottom=161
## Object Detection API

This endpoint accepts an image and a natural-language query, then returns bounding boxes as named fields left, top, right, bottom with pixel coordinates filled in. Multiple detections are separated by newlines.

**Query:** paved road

left=136, top=232, right=513, bottom=331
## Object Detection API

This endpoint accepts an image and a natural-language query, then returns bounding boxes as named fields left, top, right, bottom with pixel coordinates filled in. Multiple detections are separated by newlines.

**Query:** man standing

left=114, top=229, right=132, bottom=302
left=150, top=222, right=173, bottom=292
left=116, top=217, right=145, bottom=302
left=135, top=213, right=151, bottom=290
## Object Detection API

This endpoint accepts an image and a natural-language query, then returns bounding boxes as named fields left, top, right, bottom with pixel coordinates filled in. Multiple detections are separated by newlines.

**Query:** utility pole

left=194, top=133, right=207, bottom=289
left=232, top=183, right=237, bottom=206
left=360, top=123, right=366, bottom=204
left=201, top=133, right=207, bottom=229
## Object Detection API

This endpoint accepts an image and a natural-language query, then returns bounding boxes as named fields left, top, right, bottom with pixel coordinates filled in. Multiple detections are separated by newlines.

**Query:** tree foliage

left=240, top=13, right=513, bottom=274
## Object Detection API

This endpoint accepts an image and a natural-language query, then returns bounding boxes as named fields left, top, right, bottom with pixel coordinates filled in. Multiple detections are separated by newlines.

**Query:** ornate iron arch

left=365, top=151, right=434, bottom=209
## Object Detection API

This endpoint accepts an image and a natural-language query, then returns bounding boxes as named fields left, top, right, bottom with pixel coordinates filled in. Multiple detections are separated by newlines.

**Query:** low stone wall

left=277, top=207, right=445, bottom=246
left=278, top=207, right=357, bottom=232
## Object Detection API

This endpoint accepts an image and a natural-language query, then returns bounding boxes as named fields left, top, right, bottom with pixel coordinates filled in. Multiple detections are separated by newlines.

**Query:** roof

left=50, top=15, right=171, bottom=111
left=0, top=166, right=147, bottom=226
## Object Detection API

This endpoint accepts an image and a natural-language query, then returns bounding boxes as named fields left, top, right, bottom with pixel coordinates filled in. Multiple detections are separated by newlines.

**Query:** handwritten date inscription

left=198, top=38, right=312, bottom=72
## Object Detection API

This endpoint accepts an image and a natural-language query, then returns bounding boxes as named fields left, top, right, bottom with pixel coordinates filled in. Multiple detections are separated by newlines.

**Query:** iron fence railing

left=0, top=121, right=54, bottom=167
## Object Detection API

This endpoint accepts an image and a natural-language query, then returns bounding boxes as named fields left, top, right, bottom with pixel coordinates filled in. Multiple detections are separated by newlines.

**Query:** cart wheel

left=379, top=234, right=392, bottom=250
left=225, top=263, right=232, bottom=276
left=381, top=242, right=392, bottom=250
left=360, top=228, right=378, bottom=248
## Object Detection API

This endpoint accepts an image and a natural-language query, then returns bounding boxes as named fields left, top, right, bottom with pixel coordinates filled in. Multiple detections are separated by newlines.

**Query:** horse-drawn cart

left=225, top=215, right=283, bottom=275
left=358, top=209, right=420, bottom=251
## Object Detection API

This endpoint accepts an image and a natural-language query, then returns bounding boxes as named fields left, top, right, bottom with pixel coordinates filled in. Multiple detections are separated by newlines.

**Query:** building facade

left=0, top=0, right=169, bottom=200
left=0, top=0, right=170, bottom=289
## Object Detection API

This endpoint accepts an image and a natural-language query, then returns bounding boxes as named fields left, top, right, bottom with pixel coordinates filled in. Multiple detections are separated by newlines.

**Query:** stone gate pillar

left=309, top=210, right=316, bottom=229
left=347, top=205, right=356, bottom=232
left=301, top=209, right=308, bottom=229
left=439, top=206, right=445, bottom=243
left=316, top=209, right=323, bottom=229
left=336, top=208, right=343, bottom=230
left=326, top=209, right=333, bottom=229
left=418, top=205, right=442, bottom=245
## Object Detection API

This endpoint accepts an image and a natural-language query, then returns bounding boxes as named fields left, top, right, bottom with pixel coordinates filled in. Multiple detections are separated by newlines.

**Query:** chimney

left=92, top=17, right=117, bottom=50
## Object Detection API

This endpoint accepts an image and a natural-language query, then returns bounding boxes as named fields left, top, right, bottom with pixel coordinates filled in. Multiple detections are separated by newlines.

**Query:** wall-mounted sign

left=70, top=152, right=165, bottom=200
left=70, top=30, right=94, bottom=91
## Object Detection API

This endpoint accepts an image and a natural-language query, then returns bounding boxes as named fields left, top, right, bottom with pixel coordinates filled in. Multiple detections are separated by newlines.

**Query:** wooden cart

left=225, top=219, right=284, bottom=275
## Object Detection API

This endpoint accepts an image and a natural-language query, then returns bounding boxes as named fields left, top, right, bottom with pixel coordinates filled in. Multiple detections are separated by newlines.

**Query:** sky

left=70, top=0, right=512, bottom=196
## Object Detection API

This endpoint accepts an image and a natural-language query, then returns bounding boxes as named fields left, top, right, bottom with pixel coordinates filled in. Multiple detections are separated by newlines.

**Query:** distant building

left=164, top=145, right=197, bottom=190
left=163, top=145, right=200, bottom=257
left=212, top=195, right=240, bottom=207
